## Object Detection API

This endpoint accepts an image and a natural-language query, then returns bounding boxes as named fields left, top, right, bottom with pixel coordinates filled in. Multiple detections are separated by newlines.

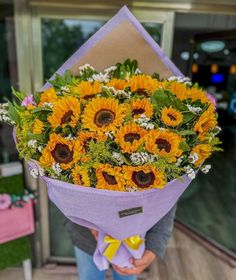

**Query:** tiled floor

left=0, top=228, right=235, bottom=280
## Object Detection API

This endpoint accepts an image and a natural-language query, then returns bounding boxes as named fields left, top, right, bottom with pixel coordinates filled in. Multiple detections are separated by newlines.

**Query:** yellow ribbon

left=103, top=235, right=144, bottom=262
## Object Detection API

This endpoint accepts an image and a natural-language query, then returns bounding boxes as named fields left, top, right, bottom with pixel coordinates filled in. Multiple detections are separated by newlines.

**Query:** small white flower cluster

left=102, top=86, right=131, bottom=98
left=28, top=139, right=37, bottom=148
left=65, top=134, right=77, bottom=140
left=168, top=76, right=192, bottom=86
left=60, top=86, right=70, bottom=93
left=184, top=166, right=196, bottom=180
left=42, top=102, right=53, bottom=108
left=88, top=73, right=109, bottom=83
left=105, top=131, right=114, bottom=139
left=125, top=186, right=138, bottom=192
left=104, top=66, right=117, bottom=74
left=38, top=146, right=43, bottom=153
left=30, top=167, right=44, bottom=179
left=201, top=164, right=211, bottom=174
left=188, top=152, right=199, bottom=164
left=176, top=156, right=185, bottom=166
left=130, top=152, right=156, bottom=165
left=112, top=152, right=124, bottom=165
left=52, top=163, right=62, bottom=176
left=78, top=64, right=95, bottom=75
left=0, top=103, right=15, bottom=125
left=134, top=114, right=154, bottom=130
left=134, top=68, right=142, bottom=74
left=186, top=104, right=202, bottom=114
left=213, top=126, right=222, bottom=136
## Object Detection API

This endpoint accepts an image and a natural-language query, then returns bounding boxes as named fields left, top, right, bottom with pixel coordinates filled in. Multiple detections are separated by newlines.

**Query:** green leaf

left=183, top=112, right=195, bottom=124
left=27, top=132, right=45, bottom=141
left=151, top=89, right=171, bottom=111
left=34, top=91, right=41, bottom=104
left=31, top=107, right=52, bottom=114
left=179, top=130, right=196, bottom=136
left=11, top=87, right=26, bottom=102
left=179, top=141, right=190, bottom=152
left=7, top=101, right=20, bottom=124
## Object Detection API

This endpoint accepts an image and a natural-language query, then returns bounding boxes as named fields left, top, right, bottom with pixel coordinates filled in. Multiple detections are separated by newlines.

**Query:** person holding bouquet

left=66, top=205, right=176, bottom=279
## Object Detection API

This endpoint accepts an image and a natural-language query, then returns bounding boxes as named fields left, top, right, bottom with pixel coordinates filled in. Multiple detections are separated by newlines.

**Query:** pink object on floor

left=0, top=199, right=35, bottom=244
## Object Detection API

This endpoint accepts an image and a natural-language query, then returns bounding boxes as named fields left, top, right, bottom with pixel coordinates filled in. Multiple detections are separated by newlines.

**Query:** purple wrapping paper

left=34, top=6, right=192, bottom=270
left=29, top=160, right=191, bottom=270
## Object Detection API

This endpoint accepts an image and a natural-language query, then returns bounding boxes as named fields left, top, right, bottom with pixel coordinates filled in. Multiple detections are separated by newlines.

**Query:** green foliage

left=113, top=59, right=139, bottom=79
left=11, top=87, right=26, bottom=102
left=7, top=101, right=20, bottom=124
left=49, top=71, right=77, bottom=89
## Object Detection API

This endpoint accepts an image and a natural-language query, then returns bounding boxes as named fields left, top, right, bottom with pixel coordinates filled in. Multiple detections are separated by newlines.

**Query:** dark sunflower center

left=102, top=172, right=117, bottom=185
left=124, top=133, right=141, bottom=144
left=136, top=89, right=149, bottom=97
left=167, top=113, right=176, bottom=121
left=83, top=94, right=95, bottom=100
left=51, top=144, right=73, bottom=164
left=94, top=109, right=115, bottom=127
left=155, top=138, right=171, bottom=153
left=61, top=110, right=73, bottom=124
left=132, top=108, right=145, bottom=116
left=132, top=171, right=155, bottom=188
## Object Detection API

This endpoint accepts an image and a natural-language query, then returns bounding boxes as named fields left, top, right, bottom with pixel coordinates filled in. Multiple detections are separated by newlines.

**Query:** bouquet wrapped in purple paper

left=1, top=6, right=221, bottom=270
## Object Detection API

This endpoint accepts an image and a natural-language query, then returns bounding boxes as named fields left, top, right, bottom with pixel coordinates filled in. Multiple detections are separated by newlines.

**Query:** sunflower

left=161, top=107, right=183, bottom=127
left=96, top=164, right=125, bottom=191
left=82, top=97, right=127, bottom=132
left=71, top=165, right=90, bottom=186
left=191, top=144, right=212, bottom=166
left=187, top=87, right=211, bottom=104
left=194, top=105, right=217, bottom=137
left=106, top=78, right=128, bottom=90
left=39, top=134, right=81, bottom=170
left=48, top=96, right=80, bottom=128
left=130, top=99, right=153, bottom=119
left=71, top=81, right=101, bottom=100
left=115, top=123, right=147, bottom=153
left=77, top=131, right=107, bottom=153
left=169, top=82, right=188, bottom=100
left=123, top=165, right=166, bottom=190
left=145, top=130, right=183, bottom=162
left=129, top=75, right=159, bottom=95
left=39, top=87, right=58, bottom=106
left=32, top=119, right=44, bottom=134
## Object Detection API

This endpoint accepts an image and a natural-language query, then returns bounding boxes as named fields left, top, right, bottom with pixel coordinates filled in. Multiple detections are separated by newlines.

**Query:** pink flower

left=21, top=95, right=36, bottom=107
left=0, top=194, right=11, bottom=210
left=206, top=93, right=216, bottom=107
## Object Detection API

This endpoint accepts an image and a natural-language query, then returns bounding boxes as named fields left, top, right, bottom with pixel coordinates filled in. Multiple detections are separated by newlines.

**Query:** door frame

left=14, top=0, right=175, bottom=265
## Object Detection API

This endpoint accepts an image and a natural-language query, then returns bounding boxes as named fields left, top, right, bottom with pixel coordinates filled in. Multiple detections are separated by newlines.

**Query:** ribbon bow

left=103, top=235, right=144, bottom=262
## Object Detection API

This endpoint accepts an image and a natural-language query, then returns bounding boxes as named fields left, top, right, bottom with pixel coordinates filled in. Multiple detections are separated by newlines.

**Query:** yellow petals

left=32, top=119, right=44, bottom=134
left=161, top=107, right=183, bottom=127
left=191, top=144, right=212, bottom=166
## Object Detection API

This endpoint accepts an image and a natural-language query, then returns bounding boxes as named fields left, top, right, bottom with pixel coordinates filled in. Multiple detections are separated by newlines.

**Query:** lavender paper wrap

left=31, top=6, right=192, bottom=270
left=38, top=169, right=191, bottom=270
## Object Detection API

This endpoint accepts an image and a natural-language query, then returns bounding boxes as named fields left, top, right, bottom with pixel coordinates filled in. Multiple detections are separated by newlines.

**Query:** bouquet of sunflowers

left=7, top=60, right=219, bottom=189
left=1, top=7, right=221, bottom=270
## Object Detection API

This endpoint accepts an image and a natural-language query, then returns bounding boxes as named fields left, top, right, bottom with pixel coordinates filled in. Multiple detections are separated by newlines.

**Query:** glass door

left=15, top=2, right=175, bottom=263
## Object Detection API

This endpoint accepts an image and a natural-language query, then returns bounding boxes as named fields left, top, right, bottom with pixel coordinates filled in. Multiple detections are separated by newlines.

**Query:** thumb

left=133, top=251, right=155, bottom=267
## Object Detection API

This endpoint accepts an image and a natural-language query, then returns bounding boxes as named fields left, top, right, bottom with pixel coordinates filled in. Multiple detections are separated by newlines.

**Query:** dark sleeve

left=145, top=204, right=177, bottom=260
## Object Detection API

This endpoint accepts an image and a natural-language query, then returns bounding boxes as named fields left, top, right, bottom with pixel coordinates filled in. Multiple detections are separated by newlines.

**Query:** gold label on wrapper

left=119, top=207, right=143, bottom=218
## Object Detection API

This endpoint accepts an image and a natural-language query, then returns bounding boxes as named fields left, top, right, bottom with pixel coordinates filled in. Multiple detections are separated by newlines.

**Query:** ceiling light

left=200, top=41, right=225, bottom=53
left=180, top=51, right=190, bottom=61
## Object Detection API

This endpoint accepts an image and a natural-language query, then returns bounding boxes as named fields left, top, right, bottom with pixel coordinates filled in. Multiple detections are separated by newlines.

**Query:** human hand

left=112, top=250, right=156, bottom=275
left=89, top=228, right=98, bottom=240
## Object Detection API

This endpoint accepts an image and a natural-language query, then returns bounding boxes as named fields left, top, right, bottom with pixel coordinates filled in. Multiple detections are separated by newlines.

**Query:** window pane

left=0, top=1, right=19, bottom=164
left=142, top=22, right=162, bottom=44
